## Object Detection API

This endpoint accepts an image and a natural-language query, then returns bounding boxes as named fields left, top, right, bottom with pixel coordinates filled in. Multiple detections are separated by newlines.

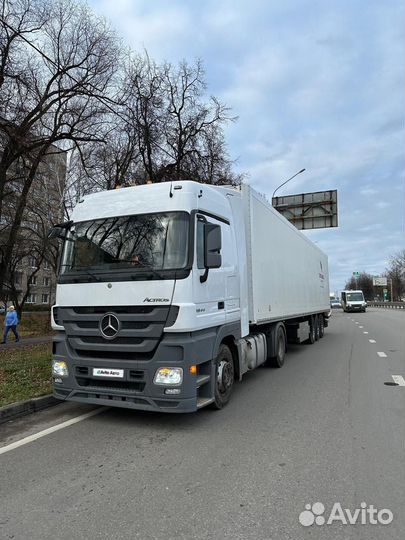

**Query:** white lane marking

left=377, top=352, right=387, bottom=358
left=363, top=331, right=369, bottom=334
left=369, top=339, right=376, bottom=343
left=392, top=375, right=405, bottom=386
left=0, top=407, right=106, bottom=456
left=359, top=326, right=364, bottom=328
left=355, top=322, right=359, bottom=325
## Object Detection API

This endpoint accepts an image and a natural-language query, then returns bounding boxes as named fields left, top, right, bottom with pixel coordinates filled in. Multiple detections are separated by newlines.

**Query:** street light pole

left=272, top=168, right=306, bottom=200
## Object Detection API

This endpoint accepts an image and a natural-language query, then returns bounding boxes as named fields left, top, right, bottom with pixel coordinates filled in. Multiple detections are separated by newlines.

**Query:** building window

left=14, top=272, right=22, bottom=285
left=41, top=294, right=49, bottom=304
left=26, top=294, right=37, bottom=303
left=43, top=260, right=50, bottom=270
left=28, top=257, right=37, bottom=268
left=43, top=277, right=50, bottom=287
left=28, top=275, right=37, bottom=285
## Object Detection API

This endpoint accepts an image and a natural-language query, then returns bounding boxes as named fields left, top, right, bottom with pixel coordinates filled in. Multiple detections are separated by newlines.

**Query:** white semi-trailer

left=50, top=181, right=330, bottom=412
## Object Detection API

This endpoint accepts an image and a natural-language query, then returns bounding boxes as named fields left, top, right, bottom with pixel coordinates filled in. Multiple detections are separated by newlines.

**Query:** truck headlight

left=154, top=367, right=183, bottom=385
left=52, top=360, right=69, bottom=377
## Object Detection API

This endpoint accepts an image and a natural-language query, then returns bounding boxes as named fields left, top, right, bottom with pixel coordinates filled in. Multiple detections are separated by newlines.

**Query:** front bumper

left=52, top=328, right=217, bottom=413
left=53, top=386, right=198, bottom=413
left=346, top=305, right=366, bottom=311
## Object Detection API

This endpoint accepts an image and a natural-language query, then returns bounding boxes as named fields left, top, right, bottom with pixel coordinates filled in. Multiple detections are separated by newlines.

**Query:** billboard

left=272, top=189, right=338, bottom=230
left=373, top=277, right=388, bottom=286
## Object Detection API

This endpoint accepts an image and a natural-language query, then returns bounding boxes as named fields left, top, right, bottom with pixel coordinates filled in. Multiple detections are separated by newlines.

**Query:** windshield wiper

left=119, top=259, right=165, bottom=280
left=73, top=267, right=101, bottom=282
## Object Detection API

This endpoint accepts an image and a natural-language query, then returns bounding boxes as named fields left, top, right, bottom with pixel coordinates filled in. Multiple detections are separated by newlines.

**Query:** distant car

left=330, top=299, right=342, bottom=309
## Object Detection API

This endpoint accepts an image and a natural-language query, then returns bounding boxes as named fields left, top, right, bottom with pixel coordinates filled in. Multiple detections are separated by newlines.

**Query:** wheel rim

left=217, top=359, right=233, bottom=395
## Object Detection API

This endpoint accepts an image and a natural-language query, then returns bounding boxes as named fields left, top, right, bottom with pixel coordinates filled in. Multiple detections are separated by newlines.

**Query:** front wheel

left=210, top=344, right=234, bottom=410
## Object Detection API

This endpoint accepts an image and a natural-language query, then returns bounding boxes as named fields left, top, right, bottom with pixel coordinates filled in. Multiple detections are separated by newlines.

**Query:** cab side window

left=196, top=218, right=205, bottom=269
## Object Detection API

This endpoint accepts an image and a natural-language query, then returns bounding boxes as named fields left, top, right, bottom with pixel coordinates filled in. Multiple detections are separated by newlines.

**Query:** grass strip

left=0, top=343, right=52, bottom=407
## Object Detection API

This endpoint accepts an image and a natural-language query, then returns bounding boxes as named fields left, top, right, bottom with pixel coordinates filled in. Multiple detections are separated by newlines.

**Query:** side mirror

left=204, top=223, right=221, bottom=268
left=48, top=221, right=73, bottom=240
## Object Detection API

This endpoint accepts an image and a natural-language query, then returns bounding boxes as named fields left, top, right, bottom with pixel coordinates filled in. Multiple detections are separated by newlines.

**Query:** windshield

left=346, top=292, right=364, bottom=302
left=60, top=212, right=189, bottom=280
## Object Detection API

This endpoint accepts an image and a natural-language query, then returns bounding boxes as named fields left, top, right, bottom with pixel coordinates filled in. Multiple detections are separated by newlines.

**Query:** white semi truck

left=50, top=181, right=330, bottom=412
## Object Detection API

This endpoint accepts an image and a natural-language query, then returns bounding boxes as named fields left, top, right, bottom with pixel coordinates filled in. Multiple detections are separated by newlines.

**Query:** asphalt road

left=0, top=308, right=404, bottom=540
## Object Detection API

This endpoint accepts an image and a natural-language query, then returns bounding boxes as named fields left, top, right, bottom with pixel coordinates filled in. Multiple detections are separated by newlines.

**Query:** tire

left=307, top=317, right=316, bottom=344
left=268, top=325, right=286, bottom=368
left=319, top=315, right=325, bottom=338
left=210, top=344, right=234, bottom=410
left=314, top=315, right=320, bottom=341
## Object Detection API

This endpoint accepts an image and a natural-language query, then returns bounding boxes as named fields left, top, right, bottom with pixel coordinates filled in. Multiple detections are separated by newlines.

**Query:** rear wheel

left=210, top=344, right=234, bottom=410
left=319, top=315, right=325, bottom=338
left=314, top=315, right=320, bottom=341
left=307, top=317, right=316, bottom=344
left=269, top=325, right=286, bottom=368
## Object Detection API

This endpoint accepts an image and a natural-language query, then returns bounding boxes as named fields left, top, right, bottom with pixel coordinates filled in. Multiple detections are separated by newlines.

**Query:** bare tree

left=0, top=0, right=121, bottom=294
left=162, top=59, right=235, bottom=181
left=385, top=251, right=405, bottom=301
left=124, top=53, right=165, bottom=182
left=344, top=272, right=374, bottom=300
left=1, top=1, right=243, bottom=309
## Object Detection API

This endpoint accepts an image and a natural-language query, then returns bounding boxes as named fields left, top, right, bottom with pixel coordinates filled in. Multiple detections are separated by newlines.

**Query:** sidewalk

left=0, top=335, right=52, bottom=349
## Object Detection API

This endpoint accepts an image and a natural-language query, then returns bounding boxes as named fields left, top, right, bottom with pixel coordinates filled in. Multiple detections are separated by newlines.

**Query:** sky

left=91, top=0, right=404, bottom=295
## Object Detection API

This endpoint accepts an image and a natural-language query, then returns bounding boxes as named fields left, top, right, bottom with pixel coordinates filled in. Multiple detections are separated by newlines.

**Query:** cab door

left=193, top=214, right=239, bottom=330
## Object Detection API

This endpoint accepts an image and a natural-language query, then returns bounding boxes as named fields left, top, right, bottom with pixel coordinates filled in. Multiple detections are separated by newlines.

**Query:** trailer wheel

left=307, top=317, right=316, bottom=344
left=268, top=325, right=286, bottom=368
left=210, top=344, right=234, bottom=410
left=314, top=315, right=320, bottom=341
left=319, top=315, right=325, bottom=338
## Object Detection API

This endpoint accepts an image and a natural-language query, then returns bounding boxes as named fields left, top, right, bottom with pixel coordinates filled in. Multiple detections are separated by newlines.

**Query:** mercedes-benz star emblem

left=99, top=313, right=120, bottom=340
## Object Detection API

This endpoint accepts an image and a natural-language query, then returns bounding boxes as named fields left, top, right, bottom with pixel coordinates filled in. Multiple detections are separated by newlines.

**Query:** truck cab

left=51, top=181, right=243, bottom=412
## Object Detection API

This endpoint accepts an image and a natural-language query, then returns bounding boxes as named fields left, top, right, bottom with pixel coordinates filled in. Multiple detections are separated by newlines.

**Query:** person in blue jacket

left=1, top=305, right=20, bottom=344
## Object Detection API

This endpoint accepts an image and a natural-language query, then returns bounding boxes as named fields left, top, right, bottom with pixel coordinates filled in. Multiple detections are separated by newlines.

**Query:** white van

left=341, top=290, right=367, bottom=312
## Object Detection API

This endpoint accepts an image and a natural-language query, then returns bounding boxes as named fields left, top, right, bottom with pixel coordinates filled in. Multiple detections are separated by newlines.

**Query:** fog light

left=164, top=388, right=181, bottom=395
left=52, top=360, right=68, bottom=377
left=154, top=367, right=183, bottom=385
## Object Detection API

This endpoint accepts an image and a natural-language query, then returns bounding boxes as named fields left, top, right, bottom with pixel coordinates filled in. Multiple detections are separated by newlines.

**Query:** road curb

left=0, top=394, right=60, bottom=424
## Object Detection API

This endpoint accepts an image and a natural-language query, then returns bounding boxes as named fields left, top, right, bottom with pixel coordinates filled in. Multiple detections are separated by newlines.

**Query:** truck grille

left=58, top=305, right=176, bottom=362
